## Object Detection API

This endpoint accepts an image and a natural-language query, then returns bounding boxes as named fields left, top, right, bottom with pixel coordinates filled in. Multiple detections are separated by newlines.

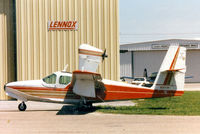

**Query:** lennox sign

left=48, top=21, right=78, bottom=30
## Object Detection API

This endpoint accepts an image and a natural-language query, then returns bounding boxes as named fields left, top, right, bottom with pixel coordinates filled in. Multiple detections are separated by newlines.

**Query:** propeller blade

left=102, top=49, right=108, bottom=60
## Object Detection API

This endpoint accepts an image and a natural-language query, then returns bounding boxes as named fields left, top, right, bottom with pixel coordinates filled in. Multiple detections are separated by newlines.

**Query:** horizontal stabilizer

left=166, top=68, right=185, bottom=72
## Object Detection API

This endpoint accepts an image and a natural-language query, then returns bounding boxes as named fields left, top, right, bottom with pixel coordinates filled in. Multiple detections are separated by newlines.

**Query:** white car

left=131, top=77, right=150, bottom=86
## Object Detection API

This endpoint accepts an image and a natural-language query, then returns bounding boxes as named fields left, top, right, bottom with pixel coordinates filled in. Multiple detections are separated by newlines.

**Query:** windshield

left=42, top=74, right=57, bottom=84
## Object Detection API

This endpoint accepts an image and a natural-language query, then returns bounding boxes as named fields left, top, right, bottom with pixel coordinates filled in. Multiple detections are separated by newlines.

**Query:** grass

left=96, top=91, right=200, bottom=115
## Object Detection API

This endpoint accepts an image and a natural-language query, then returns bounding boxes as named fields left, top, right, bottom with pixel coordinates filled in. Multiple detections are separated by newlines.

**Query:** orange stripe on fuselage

left=7, top=85, right=80, bottom=100
left=7, top=83, right=184, bottom=101
left=7, top=86, right=70, bottom=91
left=104, top=84, right=184, bottom=101
left=73, top=70, right=101, bottom=76
left=7, top=83, right=71, bottom=91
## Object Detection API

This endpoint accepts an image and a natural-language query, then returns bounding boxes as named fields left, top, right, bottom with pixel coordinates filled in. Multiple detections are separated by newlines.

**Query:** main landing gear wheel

left=18, top=102, right=27, bottom=111
left=86, top=102, right=93, bottom=109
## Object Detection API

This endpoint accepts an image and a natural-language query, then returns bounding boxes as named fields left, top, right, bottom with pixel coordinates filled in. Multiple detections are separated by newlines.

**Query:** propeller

left=102, top=49, right=108, bottom=60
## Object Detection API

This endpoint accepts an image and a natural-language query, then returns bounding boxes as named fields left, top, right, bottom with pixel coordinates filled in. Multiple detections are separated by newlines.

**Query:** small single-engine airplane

left=4, top=44, right=186, bottom=111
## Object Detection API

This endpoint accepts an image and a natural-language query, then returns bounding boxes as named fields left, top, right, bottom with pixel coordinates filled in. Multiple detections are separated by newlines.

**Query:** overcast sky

left=120, top=0, right=200, bottom=44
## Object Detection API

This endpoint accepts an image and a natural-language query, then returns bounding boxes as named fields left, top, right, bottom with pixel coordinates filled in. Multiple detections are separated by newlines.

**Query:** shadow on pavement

left=56, top=105, right=101, bottom=115
left=0, top=109, right=59, bottom=112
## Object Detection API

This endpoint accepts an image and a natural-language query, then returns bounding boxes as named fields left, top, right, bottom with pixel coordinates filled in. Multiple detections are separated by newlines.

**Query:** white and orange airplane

left=4, top=44, right=186, bottom=111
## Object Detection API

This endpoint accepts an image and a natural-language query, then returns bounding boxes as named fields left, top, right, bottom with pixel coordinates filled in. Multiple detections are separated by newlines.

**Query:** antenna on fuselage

left=62, top=64, right=68, bottom=72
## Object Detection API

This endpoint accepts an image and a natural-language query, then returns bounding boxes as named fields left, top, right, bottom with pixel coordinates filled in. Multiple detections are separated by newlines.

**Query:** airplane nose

left=4, top=82, right=17, bottom=91
left=4, top=83, right=7, bottom=91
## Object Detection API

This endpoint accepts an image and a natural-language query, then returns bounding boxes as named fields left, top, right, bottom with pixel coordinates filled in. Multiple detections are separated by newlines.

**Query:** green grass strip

left=97, top=91, right=200, bottom=115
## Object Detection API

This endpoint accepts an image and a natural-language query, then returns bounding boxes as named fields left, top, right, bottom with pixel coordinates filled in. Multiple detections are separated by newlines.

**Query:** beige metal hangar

left=0, top=0, right=119, bottom=100
left=0, top=0, right=15, bottom=100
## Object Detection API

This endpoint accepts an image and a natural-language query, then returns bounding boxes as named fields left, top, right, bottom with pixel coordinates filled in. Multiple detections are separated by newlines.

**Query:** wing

left=70, top=70, right=104, bottom=98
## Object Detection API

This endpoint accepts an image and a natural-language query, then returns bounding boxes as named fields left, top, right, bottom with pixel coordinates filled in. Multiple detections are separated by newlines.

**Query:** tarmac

left=0, top=83, right=200, bottom=134
left=0, top=101, right=200, bottom=134
left=184, top=83, right=200, bottom=91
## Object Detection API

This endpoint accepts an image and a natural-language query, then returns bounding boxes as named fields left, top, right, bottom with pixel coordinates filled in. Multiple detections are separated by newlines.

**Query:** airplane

left=4, top=44, right=186, bottom=111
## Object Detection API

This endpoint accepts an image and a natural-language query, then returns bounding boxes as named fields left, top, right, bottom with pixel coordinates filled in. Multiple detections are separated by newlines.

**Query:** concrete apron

left=184, top=83, right=200, bottom=91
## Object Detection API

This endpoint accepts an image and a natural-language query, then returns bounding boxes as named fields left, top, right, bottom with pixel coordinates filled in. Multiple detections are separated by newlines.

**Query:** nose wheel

left=18, top=102, right=27, bottom=111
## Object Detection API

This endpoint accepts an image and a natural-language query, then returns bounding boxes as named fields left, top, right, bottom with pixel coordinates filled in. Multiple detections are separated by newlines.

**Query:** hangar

left=0, top=0, right=119, bottom=100
left=120, top=39, right=200, bottom=83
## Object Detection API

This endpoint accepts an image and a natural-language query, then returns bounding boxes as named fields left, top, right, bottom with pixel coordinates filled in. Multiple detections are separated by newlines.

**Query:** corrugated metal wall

left=16, top=0, right=119, bottom=81
left=186, top=50, right=200, bottom=82
left=120, top=52, right=132, bottom=77
left=0, top=0, right=15, bottom=100
left=0, top=12, right=7, bottom=100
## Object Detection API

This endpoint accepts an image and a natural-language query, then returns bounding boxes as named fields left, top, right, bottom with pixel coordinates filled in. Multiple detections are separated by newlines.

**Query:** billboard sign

left=151, top=43, right=199, bottom=50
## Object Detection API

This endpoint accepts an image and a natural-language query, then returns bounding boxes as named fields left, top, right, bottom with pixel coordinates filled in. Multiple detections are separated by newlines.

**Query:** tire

left=86, top=102, right=93, bottom=108
left=18, top=102, right=27, bottom=111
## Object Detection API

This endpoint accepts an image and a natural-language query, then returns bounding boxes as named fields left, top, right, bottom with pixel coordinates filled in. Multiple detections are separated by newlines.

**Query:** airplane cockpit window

left=43, top=74, right=57, bottom=84
left=59, top=76, right=72, bottom=85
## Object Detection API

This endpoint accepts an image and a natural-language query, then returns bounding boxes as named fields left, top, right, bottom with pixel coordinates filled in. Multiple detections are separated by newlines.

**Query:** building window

left=59, top=76, right=72, bottom=85
left=43, top=74, right=57, bottom=84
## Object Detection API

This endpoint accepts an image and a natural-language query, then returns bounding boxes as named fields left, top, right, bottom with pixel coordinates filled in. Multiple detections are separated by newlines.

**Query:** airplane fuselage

left=5, top=72, right=183, bottom=105
left=3, top=45, right=186, bottom=111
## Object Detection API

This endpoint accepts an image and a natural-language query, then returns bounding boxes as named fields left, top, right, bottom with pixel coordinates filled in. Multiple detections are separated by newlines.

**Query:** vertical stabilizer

left=152, top=46, right=186, bottom=91
left=79, top=44, right=103, bottom=72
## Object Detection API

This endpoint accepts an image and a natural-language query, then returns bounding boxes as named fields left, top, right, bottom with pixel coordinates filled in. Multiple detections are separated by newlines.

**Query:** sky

left=120, top=0, right=200, bottom=44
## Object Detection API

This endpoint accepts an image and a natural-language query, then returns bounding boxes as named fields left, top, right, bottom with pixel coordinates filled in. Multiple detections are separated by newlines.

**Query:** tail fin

left=78, top=44, right=104, bottom=72
left=152, top=46, right=186, bottom=91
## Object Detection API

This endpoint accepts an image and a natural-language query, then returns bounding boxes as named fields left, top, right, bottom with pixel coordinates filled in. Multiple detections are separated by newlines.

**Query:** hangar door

left=134, top=51, right=166, bottom=78
left=134, top=50, right=200, bottom=83
left=186, top=50, right=200, bottom=83
left=120, top=51, right=132, bottom=77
